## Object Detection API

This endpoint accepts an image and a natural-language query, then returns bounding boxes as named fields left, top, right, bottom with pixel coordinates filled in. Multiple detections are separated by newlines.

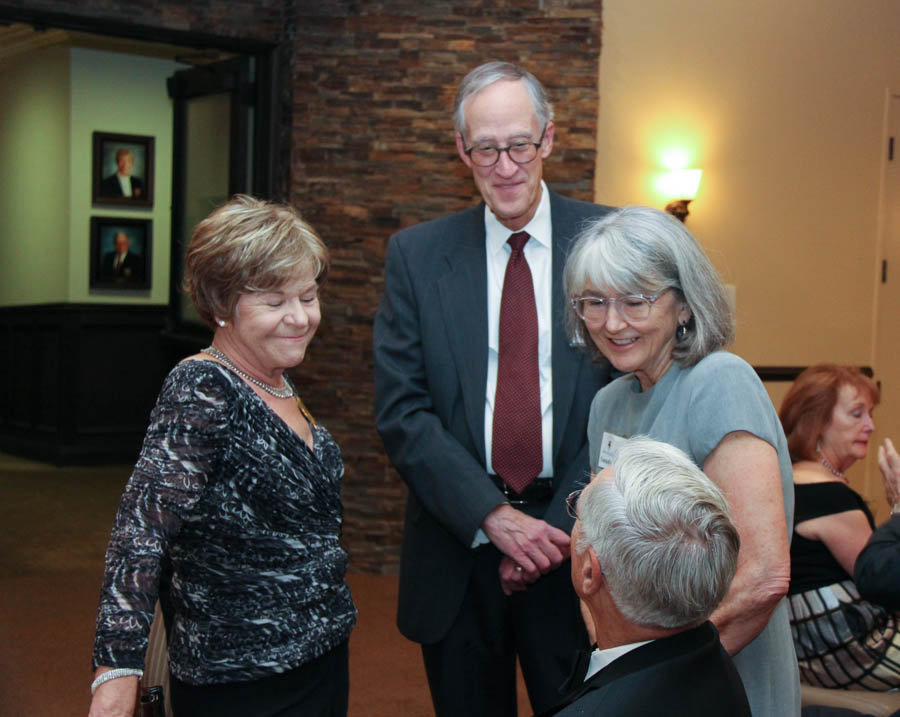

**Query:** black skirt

left=170, top=641, right=349, bottom=717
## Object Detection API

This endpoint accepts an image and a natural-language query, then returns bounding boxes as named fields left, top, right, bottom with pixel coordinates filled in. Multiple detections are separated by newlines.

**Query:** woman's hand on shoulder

left=878, top=438, right=900, bottom=507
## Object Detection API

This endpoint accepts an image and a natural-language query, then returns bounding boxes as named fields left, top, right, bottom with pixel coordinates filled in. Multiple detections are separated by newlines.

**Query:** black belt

left=489, top=475, right=554, bottom=505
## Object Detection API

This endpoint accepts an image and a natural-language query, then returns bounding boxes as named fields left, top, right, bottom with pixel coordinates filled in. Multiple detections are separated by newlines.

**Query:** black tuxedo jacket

left=854, top=514, right=900, bottom=610
left=536, top=622, right=751, bottom=717
left=373, top=189, right=613, bottom=643
left=100, top=173, right=145, bottom=198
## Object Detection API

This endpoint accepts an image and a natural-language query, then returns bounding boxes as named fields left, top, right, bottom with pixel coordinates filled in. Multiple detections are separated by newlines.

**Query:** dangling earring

left=676, top=322, right=687, bottom=341
left=217, top=319, right=227, bottom=328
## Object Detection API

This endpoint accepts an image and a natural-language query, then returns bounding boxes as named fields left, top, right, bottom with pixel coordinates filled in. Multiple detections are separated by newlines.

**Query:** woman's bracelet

left=91, top=668, right=143, bottom=695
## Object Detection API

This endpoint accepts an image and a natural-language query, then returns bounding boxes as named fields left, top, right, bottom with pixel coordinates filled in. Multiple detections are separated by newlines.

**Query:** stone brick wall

left=2, top=0, right=603, bottom=574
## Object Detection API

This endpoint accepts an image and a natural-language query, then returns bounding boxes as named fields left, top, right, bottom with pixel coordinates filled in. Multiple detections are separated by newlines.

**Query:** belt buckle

left=503, top=481, right=531, bottom=505
left=501, top=482, right=528, bottom=505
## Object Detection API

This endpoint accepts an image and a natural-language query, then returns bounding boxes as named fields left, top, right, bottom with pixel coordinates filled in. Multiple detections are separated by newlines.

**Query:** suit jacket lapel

left=437, top=207, right=489, bottom=466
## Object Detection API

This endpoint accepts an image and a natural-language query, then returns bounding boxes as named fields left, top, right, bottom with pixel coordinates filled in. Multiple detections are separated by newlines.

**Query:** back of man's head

left=577, top=437, right=740, bottom=629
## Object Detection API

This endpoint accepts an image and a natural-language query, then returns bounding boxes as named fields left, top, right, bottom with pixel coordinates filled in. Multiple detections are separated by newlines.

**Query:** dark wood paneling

left=0, top=304, right=170, bottom=465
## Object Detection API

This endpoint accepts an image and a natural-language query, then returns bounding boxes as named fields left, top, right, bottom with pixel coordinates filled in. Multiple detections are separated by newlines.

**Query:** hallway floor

left=0, top=453, right=530, bottom=716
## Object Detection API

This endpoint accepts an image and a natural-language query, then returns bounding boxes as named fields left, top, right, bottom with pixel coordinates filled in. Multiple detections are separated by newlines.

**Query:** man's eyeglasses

left=565, top=489, right=583, bottom=520
left=570, top=292, right=665, bottom=323
left=464, top=129, right=547, bottom=167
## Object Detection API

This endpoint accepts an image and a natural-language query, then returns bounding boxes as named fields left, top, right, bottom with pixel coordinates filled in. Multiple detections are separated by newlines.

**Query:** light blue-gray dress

left=587, top=351, right=801, bottom=717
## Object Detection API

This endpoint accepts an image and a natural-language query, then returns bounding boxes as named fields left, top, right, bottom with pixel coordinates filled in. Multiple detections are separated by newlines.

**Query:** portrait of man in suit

left=99, top=148, right=144, bottom=199
left=99, top=231, right=144, bottom=282
left=92, top=132, right=154, bottom=206
left=373, top=61, right=614, bottom=716
left=90, top=218, right=151, bottom=291
left=537, top=437, right=750, bottom=717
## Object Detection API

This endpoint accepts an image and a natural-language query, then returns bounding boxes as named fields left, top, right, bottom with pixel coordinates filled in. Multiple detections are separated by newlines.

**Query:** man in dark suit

left=100, top=232, right=144, bottom=282
left=854, top=438, right=900, bottom=609
left=855, top=514, right=900, bottom=609
left=538, top=437, right=750, bottom=717
left=373, top=61, right=614, bottom=716
left=100, top=148, right=145, bottom=198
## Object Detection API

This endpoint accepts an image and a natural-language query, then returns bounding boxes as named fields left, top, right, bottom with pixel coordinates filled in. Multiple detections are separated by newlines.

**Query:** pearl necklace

left=202, top=346, right=295, bottom=399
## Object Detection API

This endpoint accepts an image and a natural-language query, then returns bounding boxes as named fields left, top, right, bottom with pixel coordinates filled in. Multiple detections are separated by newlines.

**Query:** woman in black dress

left=782, top=363, right=900, bottom=690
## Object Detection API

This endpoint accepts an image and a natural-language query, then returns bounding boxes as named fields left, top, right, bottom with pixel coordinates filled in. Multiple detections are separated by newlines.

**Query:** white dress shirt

left=584, top=640, right=653, bottom=681
left=471, top=182, right=554, bottom=547
left=116, top=173, right=133, bottom=197
left=484, top=180, right=554, bottom=479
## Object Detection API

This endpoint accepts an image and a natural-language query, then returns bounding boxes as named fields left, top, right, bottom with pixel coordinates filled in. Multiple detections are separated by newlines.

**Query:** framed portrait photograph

left=90, top=217, right=152, bottom=291
left=92, top=131, right=154, bottom=207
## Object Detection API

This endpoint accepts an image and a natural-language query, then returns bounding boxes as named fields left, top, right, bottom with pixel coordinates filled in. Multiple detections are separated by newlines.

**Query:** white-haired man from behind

left=538, top=437, right=751, bottom=716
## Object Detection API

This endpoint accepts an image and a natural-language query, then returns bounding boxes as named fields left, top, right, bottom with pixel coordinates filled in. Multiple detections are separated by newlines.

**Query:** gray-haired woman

left=564, top=206, right=800, bottom=716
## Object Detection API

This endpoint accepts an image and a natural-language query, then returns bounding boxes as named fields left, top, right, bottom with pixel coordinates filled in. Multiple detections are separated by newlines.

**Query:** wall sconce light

left=656, top=169, right=703, bottom=222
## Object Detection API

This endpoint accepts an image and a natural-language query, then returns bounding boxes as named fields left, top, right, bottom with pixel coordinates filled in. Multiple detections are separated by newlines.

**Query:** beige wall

left=598, top=0, right=900, bottom=511
left=0, top=45, right=178, bottom=307
left=69, top=48, right=177, bottom=305
left=0, top=45, right=71, bottom=306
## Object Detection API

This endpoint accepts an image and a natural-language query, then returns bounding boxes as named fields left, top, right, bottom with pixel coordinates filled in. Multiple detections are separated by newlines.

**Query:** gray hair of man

left=453, top=61, right=554, bottom=139
left=563, top=206, right=735, bottom=366
left=576, top=437, right=740, bottom=629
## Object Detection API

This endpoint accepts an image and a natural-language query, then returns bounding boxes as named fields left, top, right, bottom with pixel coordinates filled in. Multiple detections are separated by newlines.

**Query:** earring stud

left=217, top=319, right=226, bottom=327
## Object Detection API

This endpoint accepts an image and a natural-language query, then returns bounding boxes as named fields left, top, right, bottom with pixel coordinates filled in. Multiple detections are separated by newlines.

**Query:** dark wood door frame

left=0, top=3, right=288, bottom=359
left=0, top=3, right=285, bottom=202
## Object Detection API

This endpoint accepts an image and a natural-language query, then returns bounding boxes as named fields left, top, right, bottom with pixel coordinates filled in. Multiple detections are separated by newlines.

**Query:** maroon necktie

left=492, top=231, right=542, bottom=494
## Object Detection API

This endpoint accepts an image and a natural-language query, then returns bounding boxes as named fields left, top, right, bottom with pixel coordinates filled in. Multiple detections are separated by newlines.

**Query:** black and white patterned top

left=92, top=360, right=356, bottom=685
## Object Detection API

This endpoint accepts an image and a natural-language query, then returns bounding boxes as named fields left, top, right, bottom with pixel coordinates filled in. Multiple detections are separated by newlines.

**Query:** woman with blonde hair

left=89, top=196, right=356, bottom=717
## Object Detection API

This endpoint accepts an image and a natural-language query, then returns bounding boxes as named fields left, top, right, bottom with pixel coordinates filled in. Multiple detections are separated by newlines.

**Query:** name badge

left=597, top=431, right=628, bottom=470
